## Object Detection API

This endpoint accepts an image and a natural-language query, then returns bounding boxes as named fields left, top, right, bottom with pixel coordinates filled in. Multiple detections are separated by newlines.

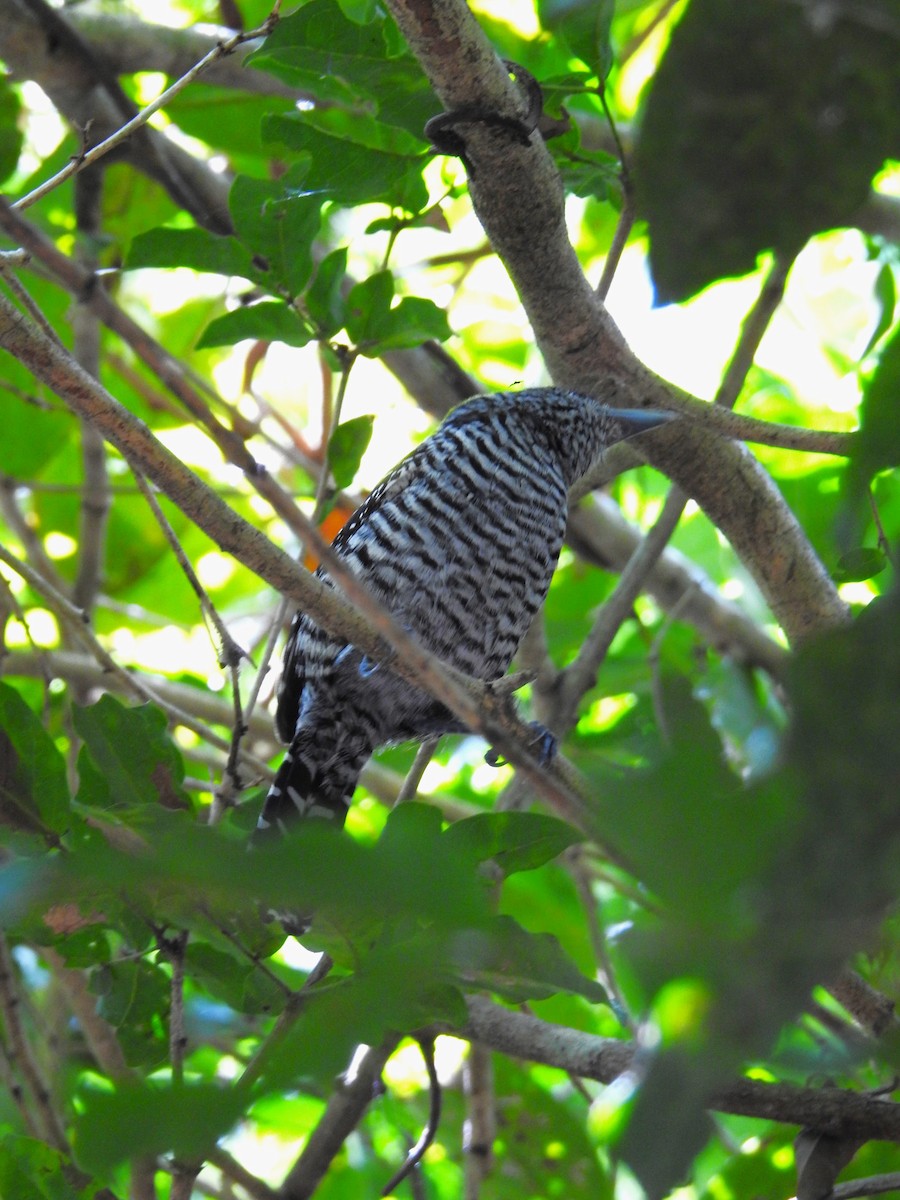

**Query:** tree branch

left=567, top=496, right=789, bottom=678
left=0, top=0, right=232, bottom=232
left=64, top=9, right=303, bottom=99
left=453, top=997, right=900, bottom=1141
left=279, top=1038, right=400, bottom=1200
left=0, top=290, right=599, bottom=817
left=381, top=0, right=849, bottom=645
left=12, top=7, right=280, bottom=213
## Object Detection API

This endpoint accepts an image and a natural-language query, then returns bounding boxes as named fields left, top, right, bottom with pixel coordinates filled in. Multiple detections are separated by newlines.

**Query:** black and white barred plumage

left=257, top=388, right=669, bottom=837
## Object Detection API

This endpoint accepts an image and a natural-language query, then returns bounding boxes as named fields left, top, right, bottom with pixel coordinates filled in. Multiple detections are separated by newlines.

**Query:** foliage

left=0, top=1, right=898, bottom=1199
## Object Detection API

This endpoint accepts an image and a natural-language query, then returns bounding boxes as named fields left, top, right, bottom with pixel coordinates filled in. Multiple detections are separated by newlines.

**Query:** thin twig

left=648, top=582, right=699, bottom=744
left=71, top=168, right=111, bottom=617
left=556, top=483, right=687, bottom=725
left=197, top=907, right=291, bottom=995
left=396, top=737, right=440, bottom=805
left=716, top=254, right=792, bottom=411
left=618, top=0, right=681, bottom=67
left=867, top=488, right=894, bottom=566
left=595, top=87, right=635, bottom=302
left=42, top=947, right=133, bottom=1080
left=831, top=1172, right=900, bottom=1199
left=13, top=8, right=282, bottom=212
left=207, top=1147, right=280, bottom=1200
left=463, top=1043, right=495, bottom=1200
left=0, top=252, right=63, bottom=345
left=132, top=473, right=247, bottom=676
left=4, top=648, right=277, bottom=750
left=381, top=1037, right=442, bottom=1196
left=567, top=496, right=788, bottom=679
left=566, top=849, right=633, bottom=1028
left=0, top=1034, right=43, bottom=1138
left=313, top=350, right=357, bottom=516
left=132, top=469, right=250, bottom=799
left=0, top=542, right=268, bottom=773
left=0, top=478, right=66, bottom=592
left=0, top=932, right=70, bottom=1152
left=279, top=1037, right=400, bottom=1200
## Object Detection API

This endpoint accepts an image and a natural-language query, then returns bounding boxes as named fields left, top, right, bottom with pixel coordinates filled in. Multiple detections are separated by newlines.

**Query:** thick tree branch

left=454, top=997, right=900, bottom=1142
left=382, top=0, right=849, bottom=645
left=64, top=9, right=299, bottom=99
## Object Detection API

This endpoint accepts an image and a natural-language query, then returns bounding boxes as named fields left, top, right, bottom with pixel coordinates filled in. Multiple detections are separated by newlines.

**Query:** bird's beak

left=606, top=408, right=677, bottom=441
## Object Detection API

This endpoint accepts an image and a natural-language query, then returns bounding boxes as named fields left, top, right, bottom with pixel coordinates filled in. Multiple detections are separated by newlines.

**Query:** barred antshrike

left=257, top=388, right=669, bottom=838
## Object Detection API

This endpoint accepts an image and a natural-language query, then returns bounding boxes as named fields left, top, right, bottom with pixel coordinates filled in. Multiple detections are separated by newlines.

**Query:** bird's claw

left=484, top=722, right=558, bottom=768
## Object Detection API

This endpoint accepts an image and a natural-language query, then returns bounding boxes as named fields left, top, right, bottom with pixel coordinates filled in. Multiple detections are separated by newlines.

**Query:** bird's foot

left=333, top=642, right=398, bottom=678
left=484, top=721, right=558, bottom=769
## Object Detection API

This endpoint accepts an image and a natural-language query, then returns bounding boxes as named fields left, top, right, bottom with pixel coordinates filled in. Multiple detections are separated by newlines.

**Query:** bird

left=256, top=387, right=671, bottom=840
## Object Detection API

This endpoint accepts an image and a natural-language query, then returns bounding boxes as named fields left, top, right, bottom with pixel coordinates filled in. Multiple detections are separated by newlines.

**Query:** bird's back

left=276, top=395, right=569, bottom=749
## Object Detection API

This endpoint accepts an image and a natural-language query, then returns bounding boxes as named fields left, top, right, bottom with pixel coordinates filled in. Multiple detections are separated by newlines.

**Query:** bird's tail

left=255, top=726, right=372, bottom=839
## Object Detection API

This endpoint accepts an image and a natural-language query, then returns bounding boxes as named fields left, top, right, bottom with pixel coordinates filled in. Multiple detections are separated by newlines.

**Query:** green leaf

left=363, top=295, right=453, bottom=354
left=344, top=273, right=451, bottom=354
left=0, top=682, right=70, bottom=838
left=37, top=804, right=491, bottom=944
left=262, top=114, right=427, bottom=208
left=786, top=587, right=900, bottom=918
left=197, top=301, right=315, bottom=350
left=493, top=1057, right=614, bottom=1198
left=862, top=263, right=897, bottom=357
left=307, top=246, right=348, bottom=336
left=328, top=415, right=374, bottom=489
left=126, top=226, right=256, bottom=279
left=75, top=1080, right=248, bottom=1173
left=619, top=1047, right=721, bottom=1200
left=0, top=390, right=74, bottom=477
left=0, top=79, right=24, bottom=184
left=843, top=325, right=900, bottom=528
left=255, top=943, right=465, bottom=1091
left=336, top=0, right=378, bottom=22
left=538, top=0, right=614, bottom=77
left=72, top=696, right=189, bottom=814
left=248, top=1, right=435, bottom=138
left=229, top=170, right=322, bottom=296
left=186, top=942, right=285, bottom=1016
left=164, top=84, right=294, bottom=158
left=92, top=959, right=167, bottom=1028
left=596, top=678, right=797, bottom=922
left=636, top=0, right=900, bottom=302
left=554, top=148, right=618, bottom=202
left=344, top=269, right=394, bottom=345
left=451, top=914, right=608, bottom=1004
left=443, top=811, right=583, bottom=875
left=0, top=1134, right=82, bottom=1200
left=87, top=957, right=170, bottom=1067
left=833, top=546, right=887, bottom=583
